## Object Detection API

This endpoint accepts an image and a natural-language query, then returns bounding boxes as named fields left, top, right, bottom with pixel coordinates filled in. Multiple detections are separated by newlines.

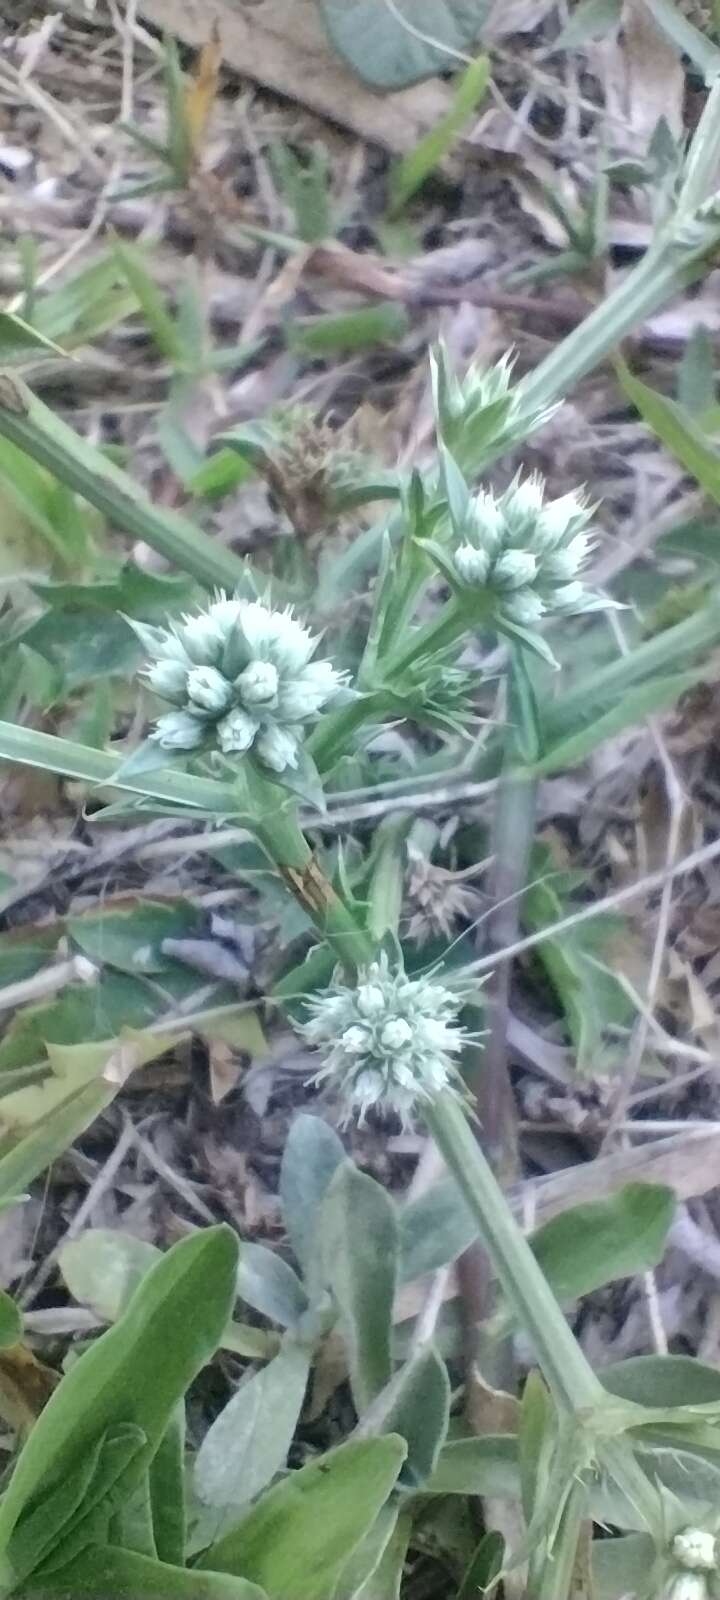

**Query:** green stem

left=387, top=596, right=486, bottom=680
left=424, top=1092, right=605, bottom=1415
left=243, top=769, right=374, bottom=976
left=533, top=1482, right=587, bottom=1600
left=306, top=693, right=386, bottom=774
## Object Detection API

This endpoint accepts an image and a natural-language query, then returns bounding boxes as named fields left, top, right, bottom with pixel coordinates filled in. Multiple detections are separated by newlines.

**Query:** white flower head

left=298, top=951, right=473, bottom=1128
left=448, top=471, right=612, bottom=632
left=138, top=591, right=348, bottom=775
left=673, top=1531, right=717, bottom=1573
left=431, top=343, right=557, bottom=464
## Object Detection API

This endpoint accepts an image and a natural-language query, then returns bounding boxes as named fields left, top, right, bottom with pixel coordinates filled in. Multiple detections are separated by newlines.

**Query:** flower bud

left=217, top=708, right=258, bottom=755
left=278, top=660, right=345, bottom=720
left=186, top=665, right=233, bottom=714
left=380, top=1018, right=413, bottom=1050
left=342, top=1025, right=371, bottom=1054
left=493, top=549, right=538, bottom=590
left=151, top=710, right=206, bottom=750
left=356, top=984, right=386, bottom=1017
left=254, top=724, right=300, bottom=773
left=236, top=660, right=280, bottom=707
left=145, top=658, right=188, bottom=703
left=503, top=588, right=546, bottom=625
left=673, top=1531, right=717, bottom=1572
left=180, top=613, right=224, bottom=666
left=455, top=544, right=491, bottom=586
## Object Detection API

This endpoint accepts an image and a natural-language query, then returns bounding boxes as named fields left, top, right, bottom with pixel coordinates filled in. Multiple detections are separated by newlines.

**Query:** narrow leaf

left=321, top=1164, right=398, bottom=1411
left=194, top=1339, right=311, bottom=1512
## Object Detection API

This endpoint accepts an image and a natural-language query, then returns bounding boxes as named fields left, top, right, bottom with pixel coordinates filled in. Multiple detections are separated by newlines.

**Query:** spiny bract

left=130, top=594, right=349, bottom=774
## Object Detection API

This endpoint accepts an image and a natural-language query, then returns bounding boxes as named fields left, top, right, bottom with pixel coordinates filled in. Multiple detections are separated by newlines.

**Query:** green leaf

left=11, top=1423, right=146, bottom=1583
left=270, top=144, right=333, bottom=244
left=536, top=670, right=701, bottom=772
left=0, top=1289, right=21, bottom=1348
left=27, top=1544, right=268, bottom=1599
left=344, top=1507, right=412, bottom=1600
left=457, top=1531, right=504, bottom=1600
left=591, top=1534, right=658, bottom=1600
left=0, top=1227, right=239, bottom=1562
left=0, top=374, right=247, bottom=591
left=149, top=1408, right=186, bottom=1567
left=319, top=0, right=487, bottom=88
left=188, top=447, right=253, bottom=500
left=424, top=1435, right=519, bottom=1498
left=554, top=0, right=621, bottom=48
left=321, top=1164, right=398, bottom=1411
left=399, top=1178, right=476, bottom=1282
left=279, top=1114, right=346, bottom=1284
left=602, top=1353, right=720, bottom=1408
left=618, top=359, right=720, bottom=504
left=526, top=1184, right=675, bottom=1310
left=288, top=304, right=409, bottom=354
left=198, top=1436, right=407, bottom=1600
left=389, top=57, right=489, bottom=213
left=194, top=1339, right=311, bottom=1513
left=678, top=325, right=716, bottom=418
left=236, top=1242, right=309, bottom=1327
left=0, top=312, right=66, bottom=359
left=362, top=1346, right=450, bottom=1487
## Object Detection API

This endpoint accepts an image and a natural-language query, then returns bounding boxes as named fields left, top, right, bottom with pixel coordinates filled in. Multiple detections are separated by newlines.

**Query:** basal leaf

left=194, top=1339, right=311, bottom=1514
left=25, top=1543, right=268, bottom=1599
left=319, top=0, right=487, bottom=88
left=279, top=1114, right=346, bottom=1283
left=198, top=1436, right=407, bottom=1600
left=321, top=1164, right=398, bottom=1412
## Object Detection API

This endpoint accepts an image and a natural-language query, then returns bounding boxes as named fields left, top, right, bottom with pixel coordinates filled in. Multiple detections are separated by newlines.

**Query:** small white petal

left=501, top=588, right=546, bottom=625
left=342, top=1025, right=371, bottom=1055
left=471, top=490, right=505, bottom=547
left=217, top=708, right=258, bottom=754
left=502, top=472, right=545, bottom=523
left=535, top=491, right=588, bottom=551
left=236, top=659, right=280, bottom=707
left=380, top=1018, right=413, bottom=1051
left=241, top=602, right=315, bottom=673
left=493, top=548, right=538, bottom=590
left=279, top=661, right=345, bottom=720
left=206, top=595, right=245, bottom=636
left=254, top=723, right=300, bottom=772
left=673, top=1532, right=717, bottom=1572
left=455, top=544, right=491, bottom=586
left=551, top=581, right=585, bottom=612
left=356, top=984, right=386, bottom=1018
left=151, top=710, right=206, bottom=750
left=186, top=665, right=233, bottom=714
left=180, top=614, right=224, bottom=666
left=145, top=658, right=188, bottom=702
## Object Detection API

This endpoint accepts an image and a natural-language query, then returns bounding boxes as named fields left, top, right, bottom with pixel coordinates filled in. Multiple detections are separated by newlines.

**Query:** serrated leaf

left=319, top=0, right=487, bottom=89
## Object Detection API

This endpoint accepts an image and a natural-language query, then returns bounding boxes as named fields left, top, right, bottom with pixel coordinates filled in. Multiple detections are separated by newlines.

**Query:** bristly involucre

left=298, top=951, right=473, bottom=1127
left=450, top=472, right=610, bottom=627
left=129, top=594, right=349, bottom=774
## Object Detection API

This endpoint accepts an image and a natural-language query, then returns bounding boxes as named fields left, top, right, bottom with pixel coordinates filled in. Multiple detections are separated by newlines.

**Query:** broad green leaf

left=424, top=1435, right=519, bottom=1498
left=0, top=1027, right=175, bottom=1131
left=0, top=1290, right=21, bottom=1348
left=591, top=1534, right=658, bottom=1600
left=198, top=1436, right=407, bottom=1600
left=59, top=1229, right=278, bottom=1362
left=348, top=1507, right=412, bottom=1600
left=399, top=1178, right=476, bottom=1282
left=149, top=1408, right=186, bottom=1566
left=0, top=1227, right=238, bottom=1557
left=319, top=0, right=487, bottom=88
left=0, top=1081, right=115, bottom=1204
left=457, top=1530, right=504, bottom=1600
left=4, top=1429, right=107, bottom=1584
left=195, top=1339, right=311, bottom=1513
left=618, top=359, right=720, bottom=504
left=279, top=1114, right=346, bottom=1282
left=321, top=1164, right=398, bottom=1411
left=528, top=1184, right=675, bottom=1309
left=331, top=1504, right=399, bottom=1600
left=389, top=56, right=489, bottom=213
left=21, top=1423, right=146, bottom=1577
left=26, top=1544, right=267, bottom=1599
left=236, top=1242, right=308, bottom=1327
left=554, top=0, right=621, bottom=48
left=602, top=1353, right=720, bottom=1408
left=362, top=1346, right=450, bottom=1487
left=288, top=305, right=409, bottom=354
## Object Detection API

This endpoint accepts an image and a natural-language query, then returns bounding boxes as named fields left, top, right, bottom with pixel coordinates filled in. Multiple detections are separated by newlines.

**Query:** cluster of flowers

left=132, top=594, right=348, bottom=774
left=449, top=472, right=603, bottom=628
left=298, top=952, right=470, bottom=1126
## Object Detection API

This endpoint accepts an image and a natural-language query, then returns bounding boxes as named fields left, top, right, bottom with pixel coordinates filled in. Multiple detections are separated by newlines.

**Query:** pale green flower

left=298, top=951, right=472, bottom=1127
left=132, top=592, right=349, bottom=774
left=673, top=1532, right=717, bottom=1573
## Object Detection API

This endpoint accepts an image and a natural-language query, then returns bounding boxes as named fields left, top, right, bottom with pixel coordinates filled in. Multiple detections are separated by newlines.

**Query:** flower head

left=447, top=471, right=610, bottom=630
left=132, top=594, right=349, bottom=774
left=298, top=952, right=472, bottom=1127
left=673, top=1531, right=717, bottom=1573
left=430, top=344, right=555, bottom=468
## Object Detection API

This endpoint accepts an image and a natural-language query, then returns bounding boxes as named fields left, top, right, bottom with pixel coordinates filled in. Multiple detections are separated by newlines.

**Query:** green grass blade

left=0, top=721, right=239, bottom=813
left=388, top=56, right=490, bottom=215
left=0, top=376, right=247, bottom=590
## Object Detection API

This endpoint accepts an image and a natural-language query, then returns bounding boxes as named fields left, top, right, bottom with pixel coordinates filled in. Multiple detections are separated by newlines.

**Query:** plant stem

left=243, top=769, right=373, bottom=975
left=424, top=1092, right=605, bottom=1415
left=306, top=692, right=386, bottom=773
